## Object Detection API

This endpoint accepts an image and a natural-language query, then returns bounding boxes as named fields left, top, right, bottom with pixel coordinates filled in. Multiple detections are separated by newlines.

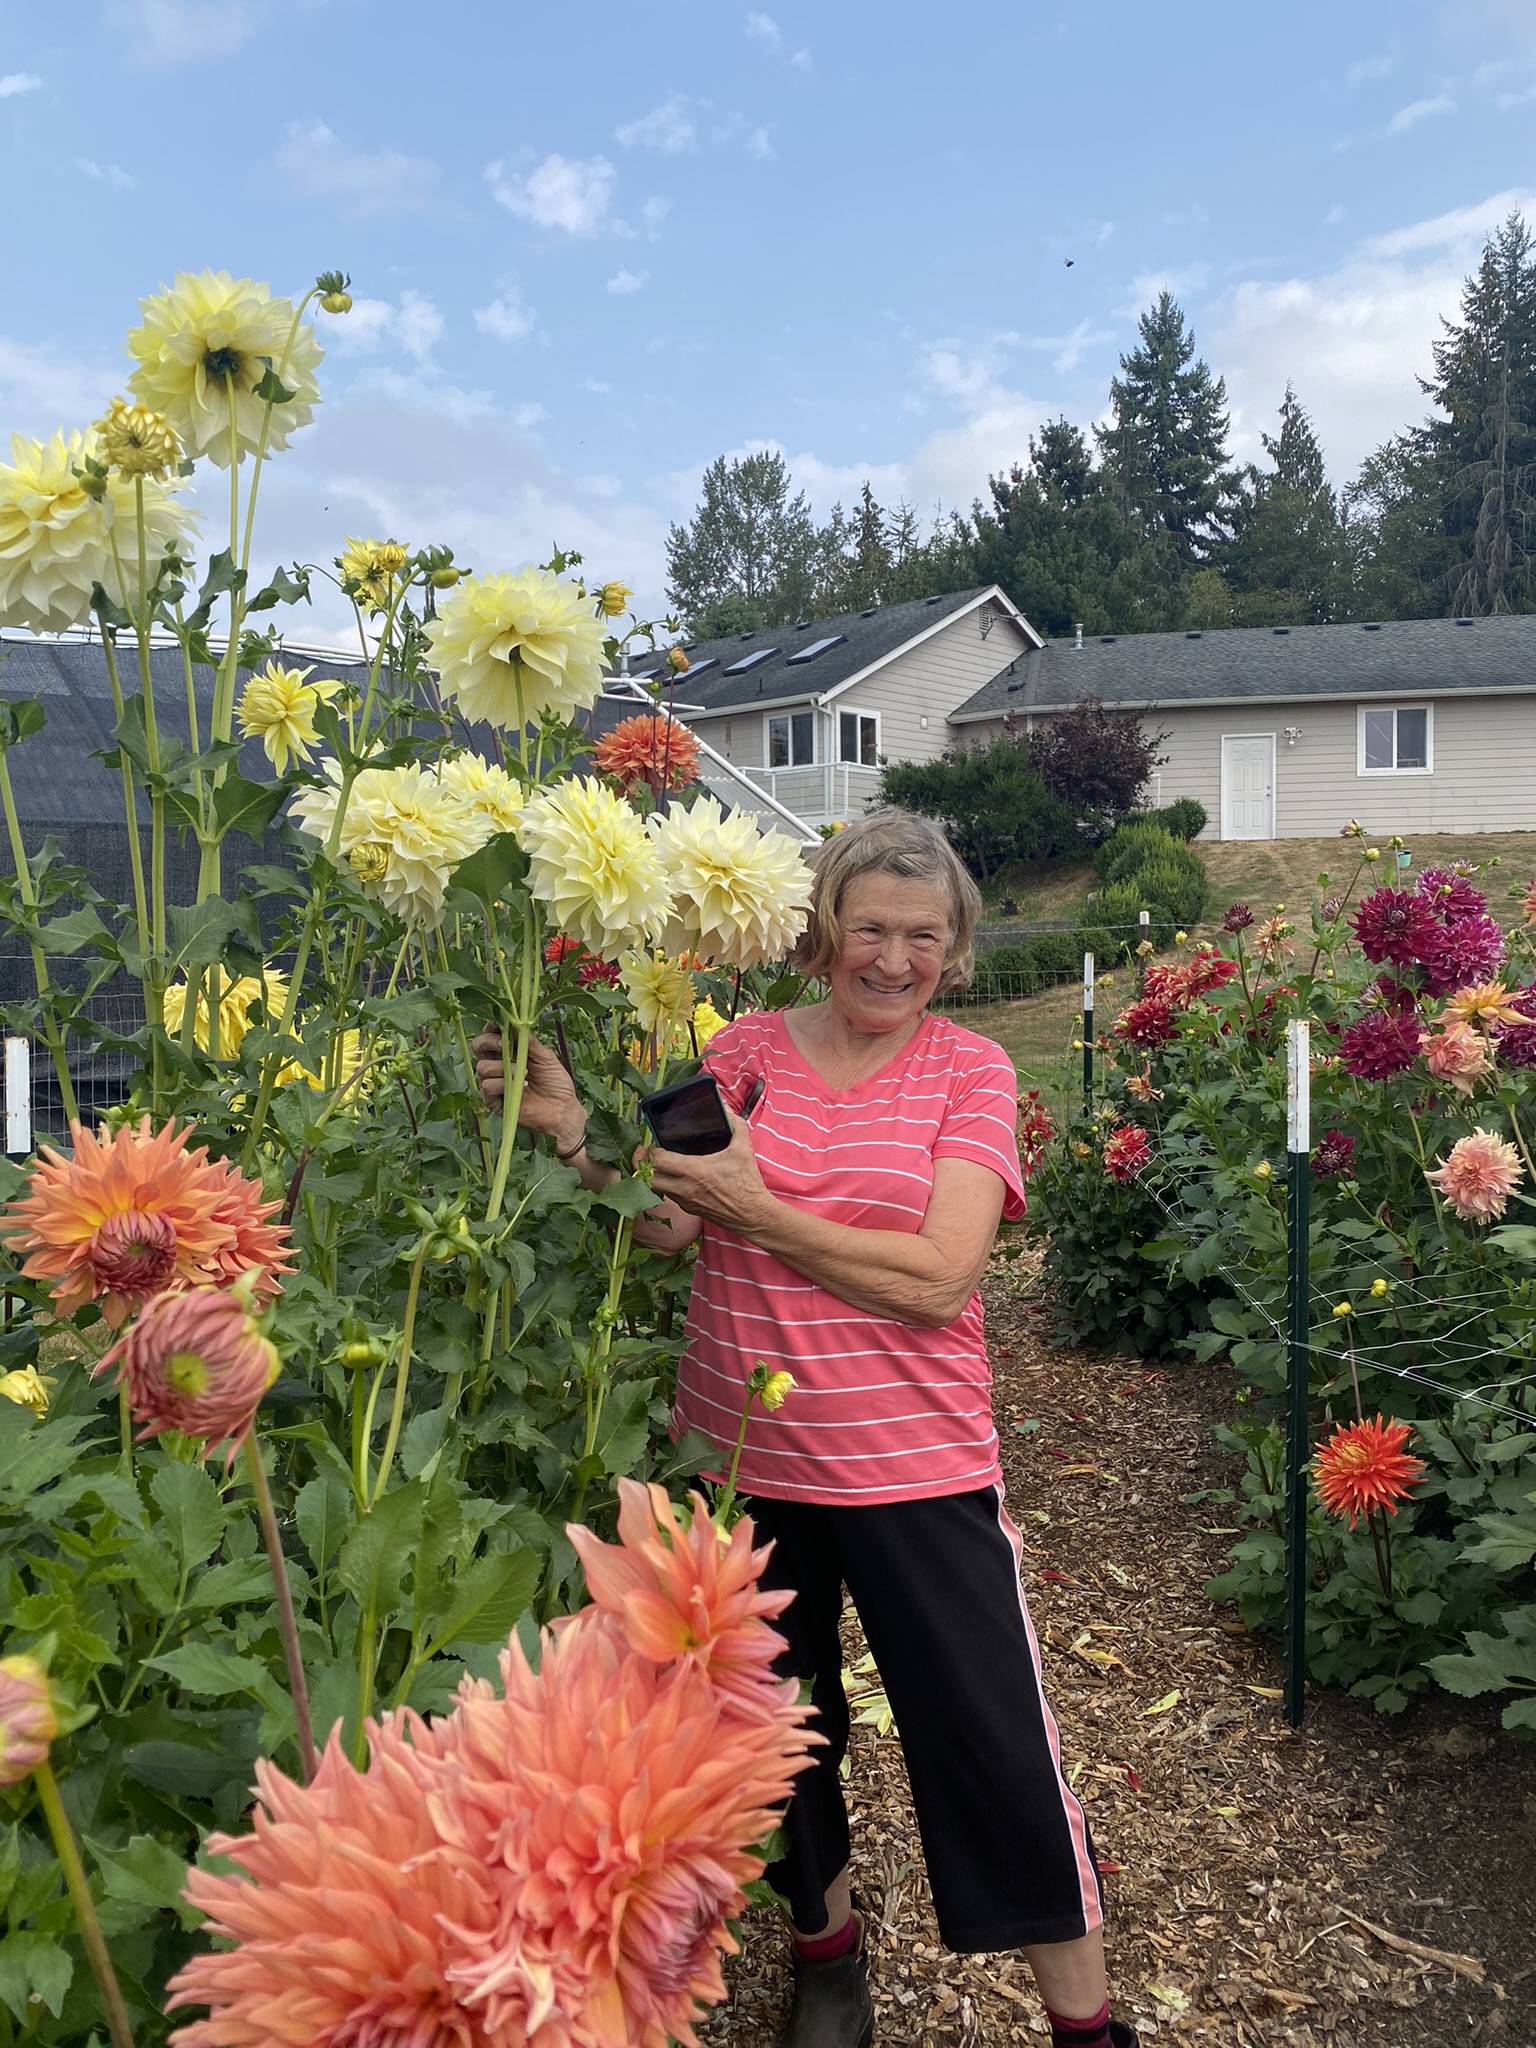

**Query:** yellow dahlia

left=0, top=428, right=192, bottom=633
left=620, top=951, right=696, bottom=1036
left=337, top=536, right=409, bottom=612
left=1, top=1117, right=292, bottom=1326
left=0, top=1366, right=51, bottom=1417
left=94, top=395, right=181, bottom=480
left=595, top=579, right=633, bottom=617
left=426, top=568, right=608, bottom=728
left=651, top=798, right=812, bottom=967
left=692, top=997, right=729, bottom=1048
left=235, top=662, right=341, bottom=772
left=162, top=970, right=289, bottom=1058
left=126, top=270, right=323, bottom=467
left=518, top=774, right=672, bottom=959
left=1440, top=980, right=1529, bottom=1031
left=291, top=760, right=490, bottom=928
left=436, top=751, right=526, bottom=834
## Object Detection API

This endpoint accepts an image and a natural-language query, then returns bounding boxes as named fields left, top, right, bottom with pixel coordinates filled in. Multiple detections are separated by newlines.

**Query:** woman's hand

left=646, top=1113, right=778, bottom=1237
left=471, top=1024, right=586, bottom=1154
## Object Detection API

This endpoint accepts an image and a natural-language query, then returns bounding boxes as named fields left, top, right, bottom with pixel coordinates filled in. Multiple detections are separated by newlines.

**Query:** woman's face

left=826, top=872, right=953, bottom=1036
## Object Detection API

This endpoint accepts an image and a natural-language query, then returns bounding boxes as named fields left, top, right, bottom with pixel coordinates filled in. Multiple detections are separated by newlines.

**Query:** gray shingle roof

left=949, top=614, right=1536, bottom=724
left=621, top=587, right=1016, bottom=717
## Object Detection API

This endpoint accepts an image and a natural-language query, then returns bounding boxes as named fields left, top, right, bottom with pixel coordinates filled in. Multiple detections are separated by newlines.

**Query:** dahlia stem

left=370, top=1242, right=429, bottom=1509
left=714, top=1380, right=759, bottom=1531
left=97, top=628, right=150, bottom=958
left=0, top=744, right=78, bottom=1124
left=33, top=1759, right=136, bottom=2048
left=243, top=1434, right=319, bottom=1782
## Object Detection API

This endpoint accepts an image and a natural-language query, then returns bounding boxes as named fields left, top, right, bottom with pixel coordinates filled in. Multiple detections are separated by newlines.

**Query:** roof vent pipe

left=1073, top=622, right=1083, bottom=650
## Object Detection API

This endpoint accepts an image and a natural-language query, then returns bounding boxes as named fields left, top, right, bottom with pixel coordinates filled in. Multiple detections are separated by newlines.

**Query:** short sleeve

left=701, top=1015, right=771, bottom=1116
left=931, top=1037, right=1027, bottom=1222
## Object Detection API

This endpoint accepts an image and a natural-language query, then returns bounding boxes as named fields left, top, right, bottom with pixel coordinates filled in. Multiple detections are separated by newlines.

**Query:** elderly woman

left=475, top=809, right=1135, bottom=2048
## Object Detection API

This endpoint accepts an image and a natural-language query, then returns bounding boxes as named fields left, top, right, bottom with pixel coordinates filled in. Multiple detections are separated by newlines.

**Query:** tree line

left=667, top=212, right=1536, bottom=640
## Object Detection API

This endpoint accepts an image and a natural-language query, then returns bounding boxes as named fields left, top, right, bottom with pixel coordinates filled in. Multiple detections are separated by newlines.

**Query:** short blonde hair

left=794, top=808, right=981, bottom=994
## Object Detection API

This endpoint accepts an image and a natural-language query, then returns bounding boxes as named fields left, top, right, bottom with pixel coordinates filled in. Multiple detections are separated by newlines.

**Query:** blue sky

left=2, top=0, right=1534, bottom=643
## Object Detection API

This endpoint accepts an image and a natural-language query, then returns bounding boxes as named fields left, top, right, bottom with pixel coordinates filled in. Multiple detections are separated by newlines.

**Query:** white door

left=1221, top=734, right=1275, bottom=840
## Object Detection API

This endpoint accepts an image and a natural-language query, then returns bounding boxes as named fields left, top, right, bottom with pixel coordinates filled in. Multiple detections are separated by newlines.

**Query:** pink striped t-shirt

left=673, top=1008, right=1026, bottom=1507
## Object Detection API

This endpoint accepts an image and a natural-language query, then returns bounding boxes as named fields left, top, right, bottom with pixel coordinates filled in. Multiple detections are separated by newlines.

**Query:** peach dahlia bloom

left=1440, top=980, right=1528, bottom=1031
left=1, top=1118, right=291, bottom=1325
left=97, top=1283, right=281, bottom=1460
left=1421, top=1019, right=1492, bottom=1096
left=1426, top=1127, right=1524, bottom=1222
left=0, top=1654, right=56, bottom=1787
left=593, top=713, right=700, bottom=797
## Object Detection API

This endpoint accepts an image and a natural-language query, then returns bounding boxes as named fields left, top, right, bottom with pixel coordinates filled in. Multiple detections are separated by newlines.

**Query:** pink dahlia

left=97, top=1282, right=280, bottom=1460
left=577, top=957, right=621, bottom=988
left=1415, top=866, right=1486, bottom=923
left=0, top=1655, right=56, bottom=1787
left=1338, top=1011, right=1422, bottom=1080
left=1349, top=888, right=1440, bottom=969
left=1017, top=1089, right=1056, bottom=1173
left=1139, top=965, right=1183, bottom=1003
left=1426, top=1128, right=1523, bottom=1222
left=1422, top=1020, right=1492, bottom=1097
left=1114, top=995, right=1177, bottom=1049
left=1102, top=1124, right=1151, bottom=1181
left=1419, top=915, right=1507, bottom=998
left=566, top=1479, right=796, bottom=1720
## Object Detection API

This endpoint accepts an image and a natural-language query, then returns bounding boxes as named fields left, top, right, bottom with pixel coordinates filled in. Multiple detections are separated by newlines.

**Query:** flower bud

left=430, top=566, right=462, bottom=589
left=1370, top=1277, right=1389, bottom=1298
left=1252, top=1160, right=1273, bottom=1179
left=348, top=842, right=390, bottom=883
left=666, top=646, right=690, bottom=674
left=758, top=1370, right=796, bottom=1411
left=1174, top=930, right=1188, bottom=944
left=99, top=1283, right=281, bottom=1461
left=596, top=581, right=633, bottom=618
left=316, top=270, right=353, bottom=315
left=0, top=1365, right=51, bottom=1416
left=1333, top=1300, right=1353, bottom=1318
left=321, top=291, right=353, bottom=314
left=1365, top=848, right=1381, bottom=862
left=95, top=396, right=182, bottom=481
left=0, top=1656, right=56, bottom=1786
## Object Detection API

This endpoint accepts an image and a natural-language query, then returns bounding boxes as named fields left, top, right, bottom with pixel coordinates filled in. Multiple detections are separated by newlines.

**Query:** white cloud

left=274, top=121, right=438, bottom=221
left=105, top=0, right=250, bottom=66
left=0, top=334, right=119, bottom=432
left=616, top=98, right=695, bottom=152
left=1386, top=93, right=1456, bottom=132
left=744, top=11, right=809, bottom=66
left=1347, top=54, right=1396, bottom=84
left=1324, top=203, right=1346, bottom=224
left=474, top=291, right=536, bottom=343
left=486, top=153, right=615, bottom=235
left=606, top=268, right=646, bottom=295
left=583, top=377, right=611, bottom=394
left=394, top=292, right=443, bottom=363
left=747, top=126, right=773, bottom=158
left=322, top=292, right=443, bottom=363
left=1363, top=184, right=1536, bottom=255
left=77, top=158, right=135, bottom=189
left=0, top=73, right=42, bottom=97
left=512, top=402, right=547, bottom=429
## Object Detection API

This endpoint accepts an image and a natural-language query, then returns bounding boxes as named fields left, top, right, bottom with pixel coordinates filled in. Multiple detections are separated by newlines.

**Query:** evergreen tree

left=1224, top=385, right=1344, bottom=623
left=1426, top=210, right=1536, bottom=615
left=1100, top=293, right=1237, bottom=580
left=687, top=592, right=765, bottom=641
left=1341, top=432, right=1445, bottom=621
left=665, top=451, right=821, bottom=631
left=972, top=421, right=1143, bottom=636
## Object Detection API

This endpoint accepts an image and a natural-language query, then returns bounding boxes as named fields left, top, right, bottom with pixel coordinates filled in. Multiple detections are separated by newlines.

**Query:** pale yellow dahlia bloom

left=126, top=270, right=323, bottom=467
left=620, top=952, right=696, bottom=1036
left=95, top=396, right=182, bottom=480
left=0, top=429, right=192, bottom=633
left=651, top=799, right=812, bottom=967
left=426, top=568, right=607, bottom=728
left=595, top=579, right=633, bottom=618
left=436, top=751, right=526, bottom=834
left=162, top=970, right=289, bottom=1058
left=517, top=775, right=671, bottom=960
left=338, top=536, right=409, bottom=612
left=236, top=662, right=342, bottom=772
left=291, top=760, right=490, bottom=928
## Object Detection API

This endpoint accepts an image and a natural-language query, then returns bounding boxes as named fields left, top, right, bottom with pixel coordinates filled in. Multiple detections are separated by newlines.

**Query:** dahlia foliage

left=0, top=266, right=821, bottom=2043
left=1025, top=837, right=1536, bottom=1721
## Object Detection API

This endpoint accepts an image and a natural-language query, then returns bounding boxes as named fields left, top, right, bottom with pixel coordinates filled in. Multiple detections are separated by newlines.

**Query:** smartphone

left=638, top=1073, right=734, bottom=1155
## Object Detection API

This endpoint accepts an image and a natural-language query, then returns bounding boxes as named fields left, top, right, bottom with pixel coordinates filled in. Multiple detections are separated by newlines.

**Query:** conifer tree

left=665, top=451, right=820, bottom=631
left=1224, top=385, right=1344, bottom=623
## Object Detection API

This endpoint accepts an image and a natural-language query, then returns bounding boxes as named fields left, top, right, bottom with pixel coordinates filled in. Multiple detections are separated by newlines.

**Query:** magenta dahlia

left=1349, top=888, right=1441, bottom=969
left=1338, top=1011, right=1422, bottom=1080
left=1419, top=915, right=1507, bottom=997
left=1223, top=903, right=1254, bottom=933
left=1312, top=1129, right=1357, bottom=1178
left=1494, top=986, right=1536, bottom=1069
left=1415, top=867, right=1487, bottom=923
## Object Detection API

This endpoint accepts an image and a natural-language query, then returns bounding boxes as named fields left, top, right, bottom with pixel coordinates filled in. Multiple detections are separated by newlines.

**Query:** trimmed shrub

left=1135, top=851, right=1208, bottom=932
left=1094, top=819, right=1181, bottom=886
left=1074, top=880, right=1157, bottom=962
left=1153, top=796, right=1207, bottom=842
left=969, top=933, right=1084, bottom=1000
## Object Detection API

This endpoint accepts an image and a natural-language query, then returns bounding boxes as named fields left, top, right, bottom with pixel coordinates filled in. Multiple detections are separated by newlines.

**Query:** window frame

left=766, top=709, right=816, bottom=768
left=1356, top=702, right=1434, bottom=777
left=837, top=706, right=881, bottom=768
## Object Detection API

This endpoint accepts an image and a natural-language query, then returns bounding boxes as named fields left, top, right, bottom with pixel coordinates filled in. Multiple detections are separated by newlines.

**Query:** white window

left=1358, top=704, right=1433, bottom=775
left=838, top=709, right=879, bottom=767
left=767, top=711, right=814, bottom=767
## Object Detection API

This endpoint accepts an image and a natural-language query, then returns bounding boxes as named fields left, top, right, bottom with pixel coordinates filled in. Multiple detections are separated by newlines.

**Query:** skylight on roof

left=673, top=658, right=717, bottom=678
left=722, top=647, right=780, bottom=675
left=786, top=634, right=847, bottom=666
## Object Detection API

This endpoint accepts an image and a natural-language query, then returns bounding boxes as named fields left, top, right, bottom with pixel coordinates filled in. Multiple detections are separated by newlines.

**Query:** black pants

left=747, top=1484, right=1103, bottom=1954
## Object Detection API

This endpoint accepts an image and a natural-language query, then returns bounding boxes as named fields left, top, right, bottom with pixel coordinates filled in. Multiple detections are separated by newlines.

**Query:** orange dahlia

left=1, top=1118, right=292, bottom=1325
left=97, top=1283, right=281, bottom=1460
left=1312, top=1416, right=1425, bottom=1530
left=593, top=712, right=701, bottom=796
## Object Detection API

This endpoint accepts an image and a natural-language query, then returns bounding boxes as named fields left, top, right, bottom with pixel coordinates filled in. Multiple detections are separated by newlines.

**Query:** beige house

left=948, top=614, right=1536, bottom=840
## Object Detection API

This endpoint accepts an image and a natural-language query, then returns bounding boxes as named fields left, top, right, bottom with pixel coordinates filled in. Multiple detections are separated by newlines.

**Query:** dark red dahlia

left=1414, top=866, right=1486, bottom=923
left=1312, top=1129, right=1357, bottom=1177
left=1418, top=915, right=1506, bottom=997
left=1494, top=986, right=1536, bottom=1069
left=1223, top=903, right=1254, bottom=933
left=577, top=957, right=621, bottom=988
left=1338, top=1011, right=1422, bottom=1079
left=1349, top=888, right=1440, bottom=968
left=1114, top=995, right=1178, bottom=1048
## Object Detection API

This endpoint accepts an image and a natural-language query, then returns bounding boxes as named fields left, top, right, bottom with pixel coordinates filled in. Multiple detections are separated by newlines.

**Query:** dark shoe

left=1109, top=2023, right=1139, bottom=2048
left=778, top=1914, right=875, bottom=2047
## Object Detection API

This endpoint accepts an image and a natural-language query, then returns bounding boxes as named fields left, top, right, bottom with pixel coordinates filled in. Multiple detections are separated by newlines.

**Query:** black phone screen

left=639, top=1074, right=733, bottom=1155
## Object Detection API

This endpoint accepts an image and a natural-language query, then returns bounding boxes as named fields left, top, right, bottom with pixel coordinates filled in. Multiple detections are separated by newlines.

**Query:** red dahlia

left=1337, top=1011, right=1422, bottom=1079
left=1312, top=1416, right=1424, bottom=1529
left=1102, top=1124, right=1151, bottom=1181
left=1114, top=995, right=1178, bottom=1048
left=1349, top=888, right=1440, bottom=968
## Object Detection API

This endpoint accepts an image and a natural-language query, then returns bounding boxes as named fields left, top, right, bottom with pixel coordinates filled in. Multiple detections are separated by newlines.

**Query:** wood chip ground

left=698, top=1268, right=1536, bottom=2046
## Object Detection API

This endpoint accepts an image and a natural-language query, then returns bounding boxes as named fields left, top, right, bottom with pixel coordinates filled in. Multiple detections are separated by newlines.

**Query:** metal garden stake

left=1284, top=1017, right=1312, bottom=1729
left=1081, top=952, right=1094, bottom=1113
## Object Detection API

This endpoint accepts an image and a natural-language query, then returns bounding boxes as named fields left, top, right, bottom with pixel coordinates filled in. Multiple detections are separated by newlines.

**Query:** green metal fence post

left=1082, top=952, right=1094, bottom=1114
left=1284, top=1017, right=1312, bottom=1730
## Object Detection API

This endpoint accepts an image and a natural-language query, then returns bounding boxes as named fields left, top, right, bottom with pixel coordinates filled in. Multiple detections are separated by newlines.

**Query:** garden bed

left=699, top=1268, right=1536, bottom=2045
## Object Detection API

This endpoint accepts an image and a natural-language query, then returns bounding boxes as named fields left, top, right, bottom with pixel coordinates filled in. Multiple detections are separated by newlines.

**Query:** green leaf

left=0, top=697, right=47, bottom=749
left=1461, top=1513, right=1536, bottom=1571
left=295, top=1475, right=354, bottom=1573
left=597, top=1376, right=654, bottom=1477
left=123, top=1740, right=243, bottom=1800
left=147, top=1642, right=275, bottom=1701
left=591, top=1177, right=661, bottom=1220
left=123, top=1532, right=181, bottom=1616
left=0, top=1932, right=72, bottom=2021
left=1429, top=1626, right=1536, bottom=1698
left=168, top=895, right=261, bottom=971
left=423, top=1547, right=540, bottom=1655
left=213, top=770, right=287, bottom=842
left=449, top=832, right=527, bottom=907
left=87, top=1834, right=197, bottom=1927
left=37, top=905, right=116, bottom=958
left=252, top=365, right=296, bottom=404
left=245, top=563, right=310, bottom=613
left=0, top=1827, right=17, bottom=1914
left=336, top=1480, right=425, bottom=1618
left=1488, top=1224, right=1536, bottom=1260
left=184, top=1555, right=274, bottom=1609
left=150, top=1461, right=225, bottom=1573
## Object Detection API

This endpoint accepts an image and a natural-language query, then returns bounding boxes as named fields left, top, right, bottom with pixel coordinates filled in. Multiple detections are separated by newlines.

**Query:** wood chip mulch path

left=699, top=1266, right=1536, bottom=2046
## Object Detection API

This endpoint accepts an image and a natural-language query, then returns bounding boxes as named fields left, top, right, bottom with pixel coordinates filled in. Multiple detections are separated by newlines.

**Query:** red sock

left=792, top=1915, right=859, bottom=1962
left=1046, top=2001, right=1112, bottom=2047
